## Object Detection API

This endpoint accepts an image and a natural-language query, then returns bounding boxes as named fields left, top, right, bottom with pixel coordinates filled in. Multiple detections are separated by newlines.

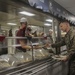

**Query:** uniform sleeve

left=68, top=35, right=75, bottom=58
left=51, top=38, right=66, bottom=48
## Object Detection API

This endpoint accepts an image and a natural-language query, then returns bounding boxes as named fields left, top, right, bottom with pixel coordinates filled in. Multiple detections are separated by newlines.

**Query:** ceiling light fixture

left=46, top=19, right=53, bottom=22
left=7, top=23, right=17, bottom=25
left=19, top=11, right=35, bottom=16
left=44, top=23, right=51, bottom=26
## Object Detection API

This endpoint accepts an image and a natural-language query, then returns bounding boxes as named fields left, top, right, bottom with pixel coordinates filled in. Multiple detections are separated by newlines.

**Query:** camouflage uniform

left=51, top=28, right=75, bottom=75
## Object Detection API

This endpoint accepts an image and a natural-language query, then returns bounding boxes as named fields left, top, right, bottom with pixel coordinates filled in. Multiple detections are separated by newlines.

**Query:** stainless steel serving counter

left=0, top=56, right=68, bottom=75
left=0, top=37, right=68, bottom=75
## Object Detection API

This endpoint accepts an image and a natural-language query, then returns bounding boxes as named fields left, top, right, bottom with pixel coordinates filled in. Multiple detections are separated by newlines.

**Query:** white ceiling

left=54, top=0, right=75, bottom=16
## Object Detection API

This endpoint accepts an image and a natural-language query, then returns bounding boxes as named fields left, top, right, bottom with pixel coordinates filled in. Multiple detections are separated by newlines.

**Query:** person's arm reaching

left=51, top=38, right=66, bottom=48
left=19, top=40, right=32, bottom=49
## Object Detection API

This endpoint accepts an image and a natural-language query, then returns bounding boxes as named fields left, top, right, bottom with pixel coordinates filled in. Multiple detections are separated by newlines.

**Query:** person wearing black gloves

left=16, top=17, right=41, bottom=52
left=16, top=17, right=33, bottom=52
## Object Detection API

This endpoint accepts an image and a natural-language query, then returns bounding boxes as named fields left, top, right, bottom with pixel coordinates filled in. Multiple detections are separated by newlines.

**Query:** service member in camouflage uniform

left=51, top=20, right=75, bottom=75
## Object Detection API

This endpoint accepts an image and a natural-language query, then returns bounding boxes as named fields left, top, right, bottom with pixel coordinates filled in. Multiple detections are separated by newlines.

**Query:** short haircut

left=59, top=19, right=70, bottom=25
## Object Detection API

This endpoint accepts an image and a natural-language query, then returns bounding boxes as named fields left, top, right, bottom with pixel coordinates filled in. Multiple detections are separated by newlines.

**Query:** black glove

left=26, top=36, right=32, bottom=41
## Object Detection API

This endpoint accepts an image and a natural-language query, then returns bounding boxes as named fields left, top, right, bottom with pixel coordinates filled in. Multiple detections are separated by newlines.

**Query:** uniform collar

left=65, top=28, right=72, bottom=36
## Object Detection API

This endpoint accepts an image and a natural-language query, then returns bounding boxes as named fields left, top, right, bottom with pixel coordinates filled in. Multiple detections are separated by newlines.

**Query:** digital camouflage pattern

left=52, top=28, right=75, bottom=57
left=51, top=28, right=75, bottom=75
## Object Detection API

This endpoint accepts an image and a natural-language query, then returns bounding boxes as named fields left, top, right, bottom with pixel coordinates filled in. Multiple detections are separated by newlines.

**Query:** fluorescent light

left=31, top=26, right=35, bottom=28
left=44, top=23, right=51, bottom=26
left=7, top=23, right=17, bottom=25
left=19, top=11, right=35, bottom=16
left=70, top=17, right=75, bottom=21
left=46, top=19, right=52, bottom=22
